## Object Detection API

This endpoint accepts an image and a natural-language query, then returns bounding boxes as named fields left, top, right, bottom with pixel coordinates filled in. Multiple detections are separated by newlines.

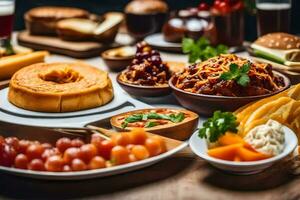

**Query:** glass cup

left=0, top=0, right=15, bottom=48
left=256, top=0, right=291, bottom=36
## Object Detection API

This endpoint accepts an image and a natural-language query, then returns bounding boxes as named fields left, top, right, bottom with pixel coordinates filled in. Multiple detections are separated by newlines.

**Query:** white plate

left=0, top=87, right=152, bottom=128
left=189, top=126, right=298, bottom=175
left=144, top=33, right=182, bottom=52
left=0, top=142, right=188, bottom=180
left=0, top=88, right=130, bottom=118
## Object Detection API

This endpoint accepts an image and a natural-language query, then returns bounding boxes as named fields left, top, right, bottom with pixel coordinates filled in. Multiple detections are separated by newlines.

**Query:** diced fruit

left=131, top=145, right=150, bottom=160
left=111, top=146, right=130, bottom=165
left=237, top=147, right=269, bottom=161
left=208, top=143, right=243, bottom=161
left=111, top=132, right=132, bottom=146
left=129, top=129, right=147, bottom=144
left=218, top=132, right=244, bottom=146
left=145, top=138, right=162, bottom=156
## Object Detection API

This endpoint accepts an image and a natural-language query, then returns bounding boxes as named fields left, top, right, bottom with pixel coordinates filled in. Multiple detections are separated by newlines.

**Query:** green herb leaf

left=237, top=74, right=250, bottom=87
left=144, top=121, right=159, bottom=128
left=122, top=112, right=186, bottom=128
left=198, top=111, right=238, bottom=143
left=182, top=37, right=228, bottom=63
left=220, top=62, right=251, bottom=87
left=169, top=112, right=185, bottom=123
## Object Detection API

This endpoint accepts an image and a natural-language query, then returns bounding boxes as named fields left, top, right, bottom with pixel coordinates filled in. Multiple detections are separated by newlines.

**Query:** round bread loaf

left=125, top=0, right=168, bottom=14
left=254, top=32, right=300, bottom=50
left=25, top=6, right=90, bottom=35
left=8, top=62, right=113, bottom=112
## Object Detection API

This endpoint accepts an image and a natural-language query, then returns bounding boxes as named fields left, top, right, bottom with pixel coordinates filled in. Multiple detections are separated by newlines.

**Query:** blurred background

left=14, top=0, right=300, bottom=41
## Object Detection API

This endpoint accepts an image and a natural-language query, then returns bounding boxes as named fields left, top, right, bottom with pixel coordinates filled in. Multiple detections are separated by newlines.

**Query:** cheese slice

left=0, top=51, right=49, bottom=80
left=251, top=43, right=300, bottom=66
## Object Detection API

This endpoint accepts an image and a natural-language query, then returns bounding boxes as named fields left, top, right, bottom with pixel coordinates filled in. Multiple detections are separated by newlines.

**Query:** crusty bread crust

left=8, top=62, right=114, bottom=112
left=125, top=0, right=168, bottom=14
left=255, top=32, right=300, bottom=50
left=25, top=6, right=89, bottom=35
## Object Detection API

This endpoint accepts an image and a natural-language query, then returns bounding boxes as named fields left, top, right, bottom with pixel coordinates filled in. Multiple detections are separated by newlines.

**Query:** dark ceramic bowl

left=101, top=47, right=135, bottom=72
left=117, top=73, right=171, bottom=97
left=169, top=71, right=291, bottom=116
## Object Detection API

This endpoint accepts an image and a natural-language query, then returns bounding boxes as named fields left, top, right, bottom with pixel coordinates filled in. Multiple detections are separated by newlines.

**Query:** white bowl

left=189, top=126, right=298, bottom=175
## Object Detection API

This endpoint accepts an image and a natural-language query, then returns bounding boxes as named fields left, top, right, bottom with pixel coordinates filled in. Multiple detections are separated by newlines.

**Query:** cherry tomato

left=198, top=2, right=210, bottom=11
left=26, top=144, right=44, bottom=160
left=5, top=137, right=19, bottom=151
left=71, top=138, right=85, bottom=148
left=88, top=156, right=106, bottom=170
left=71, top=158, right=87, bottom=171
left=63, top=165, right=72, bottom=172
left=217, top=1, right=231, bottom=14
left=129, top=129, right=147, bottom=144
left=63, top=147, right=80, bottom=164
left=0, top=136, right=4, bottom=144
left=28, top=159, right=45, bottom=171
left=126, top=144, right=134, bottom=151
left=91, top=133, right=104, bottom=145
left=0, top=144, right=17, bottom=167
left=232, top=0, right=244, bottom=10
left=111, top=133, right=132, bottom=146
left=18, top=140, right=31, bottom=154
left=131, top=145, right=150, bottom=160
left=56, top=137, right=72, bottom=153
left=45, top=155, right=64, bottom=172
left=41, top=143, right=52, bottom=149
left=98, top=140, right=114, bottom=160
left=14, top=154, right=29, bottom=169
left=41, top=148, right=60, bottom=161
left=129, top=154, right=137, bottom=162
left=111, top=146, right=130, bottom=165
left=79, top=144, right=98, bottom=163
left=145, top=138, right=162, bottom=156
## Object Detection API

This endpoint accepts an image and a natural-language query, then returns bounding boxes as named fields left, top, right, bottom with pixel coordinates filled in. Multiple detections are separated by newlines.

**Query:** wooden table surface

left=0, top=34, right=299, bottom=200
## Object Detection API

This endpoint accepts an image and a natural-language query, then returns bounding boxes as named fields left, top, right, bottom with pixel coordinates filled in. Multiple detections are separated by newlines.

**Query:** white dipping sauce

left=244, top=120, right=285, bottom=156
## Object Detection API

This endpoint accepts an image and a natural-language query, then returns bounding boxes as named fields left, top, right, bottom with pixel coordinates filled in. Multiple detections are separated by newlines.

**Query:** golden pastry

left=8, top=62, right=113, bottom=112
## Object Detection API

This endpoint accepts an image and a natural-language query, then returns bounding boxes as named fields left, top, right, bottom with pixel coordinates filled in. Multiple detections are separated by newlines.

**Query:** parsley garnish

left=198, top=111, right=238, bottom=143
left=220, top=62, right=251, bottom=87
left=182, top=37, right=228, bottom=63
left=121, top=112, right=185, bottom=128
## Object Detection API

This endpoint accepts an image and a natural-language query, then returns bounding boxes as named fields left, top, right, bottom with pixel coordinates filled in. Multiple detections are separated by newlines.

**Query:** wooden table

left=0, top=35, right=299, bottom=200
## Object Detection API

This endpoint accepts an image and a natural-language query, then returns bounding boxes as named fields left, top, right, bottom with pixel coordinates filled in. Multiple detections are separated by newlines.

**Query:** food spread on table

left=1, top=0, right=300, bottom=183
left=8, top=62, right=113, bottom=112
